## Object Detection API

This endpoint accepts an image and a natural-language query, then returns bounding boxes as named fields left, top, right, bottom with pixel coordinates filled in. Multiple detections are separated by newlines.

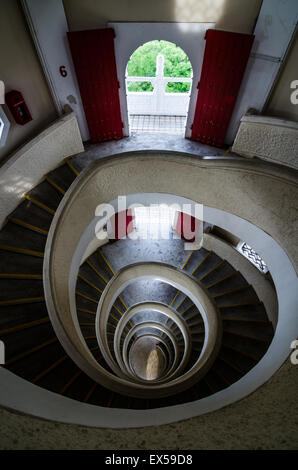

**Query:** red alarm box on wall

left=5, top=90, right=32, bottom=125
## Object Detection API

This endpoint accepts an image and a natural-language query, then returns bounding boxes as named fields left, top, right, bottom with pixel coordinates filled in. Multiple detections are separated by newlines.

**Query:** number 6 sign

left=59, top=66, right=67, bottom=77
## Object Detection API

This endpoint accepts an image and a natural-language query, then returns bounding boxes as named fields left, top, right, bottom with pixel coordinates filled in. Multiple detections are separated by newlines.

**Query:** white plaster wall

left=232, top=114, right=298, bottom=169
left=225, top=0, right=298, bottom=144
left=0, top=110, right=84, bottom=228
left=21, top=0, right=89, bottom=141
left=0, top=0, right=58, bottom=162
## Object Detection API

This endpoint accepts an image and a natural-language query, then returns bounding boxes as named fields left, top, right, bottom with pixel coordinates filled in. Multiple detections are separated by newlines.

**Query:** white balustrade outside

left=126, top=54, right=192, bottom=116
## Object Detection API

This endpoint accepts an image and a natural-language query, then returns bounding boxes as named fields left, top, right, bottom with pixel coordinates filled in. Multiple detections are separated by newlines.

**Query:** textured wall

left=0, top=0, right=57, bottom=162
left=62, top=0, right=262, bottom=33
left=232, top=115, right=298, bottom=169
left=0, top=360, right=297, bottom=449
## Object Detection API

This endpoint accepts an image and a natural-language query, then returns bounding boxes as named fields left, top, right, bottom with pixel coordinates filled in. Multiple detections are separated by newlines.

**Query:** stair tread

left=9, top=200, right=53, bottom=232
left=0, top=222, right=46, bottom=253
left=0, top=278, right=44, bottom=302
left=0, top=249, right=43, bottom=274
left=46, top=163, right=78, bottom=192
left=26, top=180, right=63, bottom=212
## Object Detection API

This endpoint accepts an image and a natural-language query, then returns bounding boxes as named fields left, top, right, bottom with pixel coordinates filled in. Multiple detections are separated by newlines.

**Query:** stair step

left=217, top=355, right=247, bottom=376
left=218, top=302, right=269, bottom=321
left=203, top=372, right=223, bottom=394
left=214, top=286, right=259, bottom=306
left=199, top=259, right=226, bottom=282
left=34, top=345, right=100, bottom=394
left=79, top=263, right=107, bottom=292
left=25, top=180, right=63, bottom=213
left=211, top=364, right=234, bottom=387
left=65, top=157, right=80, bottom=176
left=9, top=200, right=53, bottom=232
left=200, top=260, right=235, bottom=286
left=7, top=216, right=48, bottom=236
left=207, top=271, right=247, bottom=294
left=79, top=323, right=96, bottom=336
left=88, top=250, right=114, bottom=282
left=177, top=297, right=193, bottom=314
left=0, top=249, right=43, bottom=274
left=98, top=248, right=116, bottom=276
left=222, top=331, right=271, bottom=358
left=0, top=222, right=46, bottom=254
left=188, top=380, right=210, bottom=401
left=76, top=276, right=102, bottom=299
left=223, top=321, right=273, bottom=343
left=5, top=330, right=58, bottom=367
left=186, top=311, right=203, bottom=324
left=192, top=251, right=222, bottom=279
left=221, top=343, right=258, bottom=366
left=191, top=331, right=204, bottom=342
left=0, top=278, right=44, bottom=302
left=85, top=259, right=110, bottom=284
left=170, top=290, right=187, bottom=310
left=7, top=339, right=66, bottom=382
left=0, top=302, right=48, bottom=331
left=46, top=162, right=78, bottom=192
left=0, top=317, right=49, bottom=336
left=181, top=304, right=198, bottom=319
left=182, top=247, right=209, bottom=274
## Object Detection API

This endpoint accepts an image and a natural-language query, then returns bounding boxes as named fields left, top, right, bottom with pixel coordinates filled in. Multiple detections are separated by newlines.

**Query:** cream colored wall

left=0, top=0, right=57, bottom=163
left=63, top=0, right=262, bottom=34
left=265, top=31, right=298, bottom=123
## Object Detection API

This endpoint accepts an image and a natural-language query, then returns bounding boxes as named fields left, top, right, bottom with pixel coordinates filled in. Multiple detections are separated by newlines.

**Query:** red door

left=191, top=29, right=254, bottom=147
left=68, top=28, right=123, bottom=142
left=108, top=210, right=134, bottom=240
left=174, top=212, right=201, bottom=242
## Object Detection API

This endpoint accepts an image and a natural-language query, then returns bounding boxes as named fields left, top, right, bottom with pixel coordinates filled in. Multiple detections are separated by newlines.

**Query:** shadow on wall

left=215, top=0, right=262, bottom=34
left=265, top=30, right=298, bottom=123
left=63, top=0, right=261, bottom=34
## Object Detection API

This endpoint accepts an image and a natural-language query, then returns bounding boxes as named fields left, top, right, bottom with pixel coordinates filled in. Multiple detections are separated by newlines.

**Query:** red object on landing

left=109, top=209, right=134, bottom=241
left=191, top=29, right=254, bottom=147
left=175, top=212, right=200, bottom=242
left=5, top=90, right=32, bottom=125
left=67, top=28, right=123, bottom=142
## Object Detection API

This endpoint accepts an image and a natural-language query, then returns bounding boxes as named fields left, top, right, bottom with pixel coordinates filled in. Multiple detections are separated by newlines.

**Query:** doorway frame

left=108, top=22, right=214, bottom=138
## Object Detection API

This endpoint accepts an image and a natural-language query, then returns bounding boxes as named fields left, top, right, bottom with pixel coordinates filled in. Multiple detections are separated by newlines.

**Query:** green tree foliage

left=126, top=40, right=192, bottom=93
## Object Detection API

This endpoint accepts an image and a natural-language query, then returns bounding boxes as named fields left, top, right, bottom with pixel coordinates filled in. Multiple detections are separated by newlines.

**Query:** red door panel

left=174, top=212, right=201, bottom=242
left=108, top=210, right=134, bottom=241
left=68, top=28, right=123, bottom=142
left=191, top=29, right=254, bottom=147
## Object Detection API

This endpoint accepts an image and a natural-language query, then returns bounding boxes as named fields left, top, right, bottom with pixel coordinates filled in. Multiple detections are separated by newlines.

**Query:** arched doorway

left=125, top=40, right=193, bottom=136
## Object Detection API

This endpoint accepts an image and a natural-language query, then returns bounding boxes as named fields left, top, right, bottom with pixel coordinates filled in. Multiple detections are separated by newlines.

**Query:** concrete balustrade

left=232, top=113, right=298, bottom=170
left=0, top=108, right=84, bottom=228
left=126, top=54, right=192, bottom=116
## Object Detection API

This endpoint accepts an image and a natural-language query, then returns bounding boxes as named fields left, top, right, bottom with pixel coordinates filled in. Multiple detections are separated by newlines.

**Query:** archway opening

left=125, top=40, right=193, bottom=136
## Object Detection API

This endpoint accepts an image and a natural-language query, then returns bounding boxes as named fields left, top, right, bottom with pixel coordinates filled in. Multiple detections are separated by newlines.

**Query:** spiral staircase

left=0, top=154, right=277, bottom=413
